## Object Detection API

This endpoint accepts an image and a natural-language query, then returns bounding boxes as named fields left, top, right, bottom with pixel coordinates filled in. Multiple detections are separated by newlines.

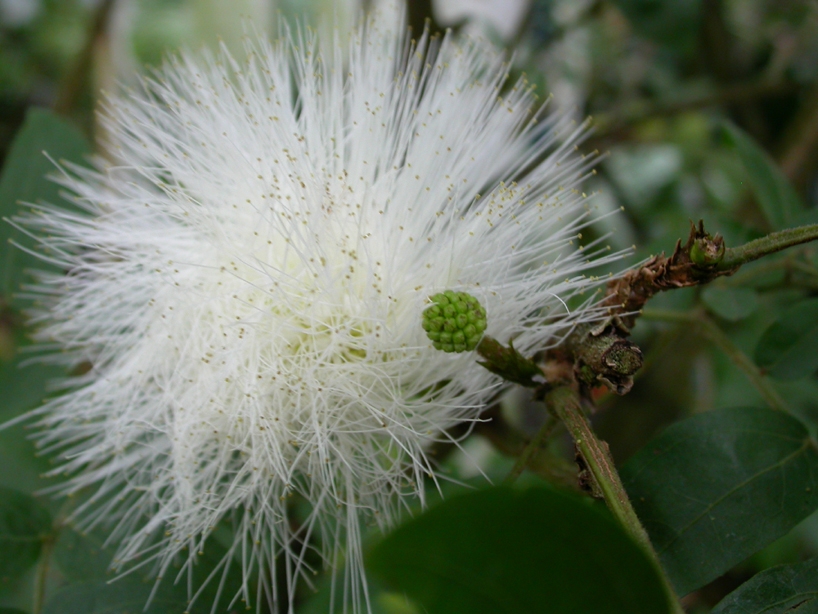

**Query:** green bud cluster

left=422, top=290, right=487, bottom=353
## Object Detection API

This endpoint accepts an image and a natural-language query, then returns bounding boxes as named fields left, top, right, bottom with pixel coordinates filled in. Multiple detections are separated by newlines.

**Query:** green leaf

left=611, top=0, right=702, bottom=52
left=299, top=570, right=404, bottom=614
left=0, top=609, right=31, bottom=614
left=0, top=487, right=51, bottom=584
left=701, top=286, right=760, bottom=322
left=0, top=423, right=52, bottom=496
left=40, top=580, right=190, bottom=614
left=722, top=122, right=804, bottom=230
left=711, top=557, right=818, bottom=614
left=754, top=299, right=818, bottom=381
left=0, top=343, right=66, bottom=419
left=621, top=407, right=818, bottom=596
left=52, top=528, right=116, bottom=582
left=50, top=527, right=248, bottom=613
left=367, top=486, right=670, bottom=614
left=42, top=569, right=251, bottom=614
left=0, top=333, right=66, bottom=494
left=0, top=108, right=91, bottom=303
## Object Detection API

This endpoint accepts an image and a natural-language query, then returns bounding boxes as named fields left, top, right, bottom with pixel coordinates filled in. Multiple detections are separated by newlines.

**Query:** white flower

left=15, top=6, right=623, bottom=613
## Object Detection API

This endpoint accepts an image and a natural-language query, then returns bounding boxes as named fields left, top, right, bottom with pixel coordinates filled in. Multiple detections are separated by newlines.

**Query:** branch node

left=566, top=317, right=643, bottom=395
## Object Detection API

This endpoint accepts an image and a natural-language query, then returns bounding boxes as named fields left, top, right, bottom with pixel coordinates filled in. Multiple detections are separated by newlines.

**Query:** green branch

left=718, top=224, right=818, bottom=271
left=544, top=386, right=685, bottom=614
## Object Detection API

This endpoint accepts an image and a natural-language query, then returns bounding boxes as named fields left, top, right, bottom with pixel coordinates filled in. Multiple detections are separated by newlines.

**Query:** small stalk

left=502, top=414, right=559, bottom=485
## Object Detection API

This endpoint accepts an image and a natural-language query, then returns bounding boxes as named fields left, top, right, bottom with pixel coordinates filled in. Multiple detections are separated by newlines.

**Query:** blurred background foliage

left=2, top=0, right=818, bottom=613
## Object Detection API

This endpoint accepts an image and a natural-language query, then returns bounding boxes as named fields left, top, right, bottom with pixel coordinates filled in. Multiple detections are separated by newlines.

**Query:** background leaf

left=701, top=286, right=760, bottom=322
left=40, top=580, right=189, bottom=614
left=0, top=107, right=91, bottom=304
left=0, top=487, right=51, bottom=587
left=754, top=299, right=818, bottom=381
left=610, top=0, right=702, bottom=51
left=0, top=331, right=67, bottom=495
left=52, top=528, right=117, bottom=582
left=722, top=122, right=804, bottom=230
left=367, top=486, right=670, bottom=614
left=621, top=407, right=818, bottom=595
left=711, top=557, right=818, bottom=614
left=48, top=526, right=248, bottom=614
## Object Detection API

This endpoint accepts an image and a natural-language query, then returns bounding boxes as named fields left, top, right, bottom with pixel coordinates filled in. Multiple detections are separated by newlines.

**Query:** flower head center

left=422, top=290, right=487, bottom=353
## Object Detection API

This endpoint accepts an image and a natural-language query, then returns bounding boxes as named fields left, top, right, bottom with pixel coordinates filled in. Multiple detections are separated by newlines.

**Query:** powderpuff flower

left=13, top=6, right=624, bottom=613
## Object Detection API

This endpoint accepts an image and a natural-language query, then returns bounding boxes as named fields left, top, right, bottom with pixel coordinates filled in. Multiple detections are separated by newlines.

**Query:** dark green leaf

left=0, top=487, right=51, bottom=583
left=754, top=299, right=818, bottom=381
left=0, top=338, right=66, bottom=419
left=711, top=557, right=818, bottom=614
left=0, top=109, right=83, bottom=495
left=0, top=332, right=66, bottom=494
left=41, top=574, right=239, bottom=614
left=0, top=108, right=91, bottom=302
left=52, top=528, right=116, bottom=582
left=50, top=527, right=248, bottom=613
left=367, top=486, right=670, bottom=614
left=722, top=122, right=804, bottom=230
left=701, top=286, right=760, bottom=322
left=0, top=609, right=31, bottom=614
left=611, top=0, right=702, bottom=51
left=621, top=407, right=818, bottom=596
left=41, top=580, right=189, bottom=614
left=0, top=423, right=51, bottom=496
left=299, top=569, right=398, bottom=614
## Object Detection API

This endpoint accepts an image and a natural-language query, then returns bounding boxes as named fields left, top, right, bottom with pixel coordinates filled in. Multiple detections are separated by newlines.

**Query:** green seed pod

left=422, top=291, right=487, bottom=352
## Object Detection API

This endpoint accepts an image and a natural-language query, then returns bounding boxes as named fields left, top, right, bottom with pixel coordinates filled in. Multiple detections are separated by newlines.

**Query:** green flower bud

left=422, top=290, right=487, bottom=352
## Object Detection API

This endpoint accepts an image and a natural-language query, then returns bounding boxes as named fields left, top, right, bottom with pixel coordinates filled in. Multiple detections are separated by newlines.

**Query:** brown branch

left=603, top=220, right=730, bottom=329
left=545, top=221, right=727, bottom=394
left=53, top=0, right=115, bottom=117
left=555, top=220, right=818, bottom=395
left=406, top=0, right=450, bottom=38
left=589, top=80, right=795, bottom=146
left=779, top=83, right=818, bottom=188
